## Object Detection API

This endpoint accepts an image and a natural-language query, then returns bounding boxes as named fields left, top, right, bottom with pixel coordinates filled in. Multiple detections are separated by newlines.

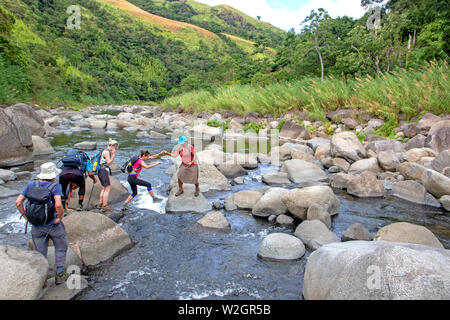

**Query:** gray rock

left=257, top=233, right=306, bottom=261
left=417, top=112, right=441, bottom=131
left=306, top=138, right=330, bottom=151
left=32, top=136, right=55, bottom=156
left=74, top=141, right=97, bottom=151
left=46, top=247, right=82, bottom=279
left=421, top=169, right=450, bottom=198
left=367, top=140, right=404, bottom=154
left=432, top=150, right=450, bottom=174
left=282, top=186, right=340, bottom=220
left=397, top=162, right=427, bottom=183
left=326, top=109, right=353, bottom=122
left=426, top=124, right=450, bottom=154
left=63, top=211, right=133, bottom=266
left=40, top=276, right=88, bottom=300
left=341, top=118, right=358, bottom=129
left=374, top=222, right=443, bottom=249
left=391, top=180, right=441, bottom=207
left=402, top=123, right=418, bottom=138
left=281, top=159, right=327, bottom=184
left=378, top=151, right=401, bottom=172
left=5, top=103, right=46, bottom=137
left=315, top=143, right=331, bottom=160
left=348, top=157, right=382, bottom=175
left=0, top=245, right=49, bottom=300
left=224, top=190, right=263, bottom=211
left=330, top=132, right=367, bottom=163
left=197, top=212, right=230, bottom=229
left=294, top=220, right=339, bottom=250
left=0, top=186, right=20, bottom=199
left=276, top=215, right=295, bottom=227
left=166, top=184, right=212, bottom=214
left=89, top=120, right=107, bottom=129
left=149, top=131, right=168, bottom=139
left=279, top=121, right=310, bottom=140
left=0, top=169, right=17, bottom=182
left=329, top=173, right=352, bottom=189
left=303, top=240, right=450, bottom=300
left=440, top=195, right=450, bottom=211
left=405, top=134, right=426, bottom=150
left=262, top=172, right=291, bottom=186
left=198, top=164, right=231, bottom=193
left=217, top=163, right=247, bottom=179
left=233, top=176, right=245, bottom=185
left=307, top=204, right=331, bottom=229
left=341, top=223, right=373, bottom=241
left=252, top=188, right=289, bottom=218
left=347, top=171, right=386, bottom=198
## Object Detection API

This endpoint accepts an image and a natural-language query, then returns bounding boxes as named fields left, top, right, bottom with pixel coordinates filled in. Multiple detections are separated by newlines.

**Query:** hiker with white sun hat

left=15, top=162, right=70, bottom=285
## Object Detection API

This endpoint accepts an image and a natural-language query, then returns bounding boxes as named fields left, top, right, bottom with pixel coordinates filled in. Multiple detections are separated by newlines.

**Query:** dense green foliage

left=128, top=0, right=285, bottom=48
left=0, top=0, right=276, bottom=106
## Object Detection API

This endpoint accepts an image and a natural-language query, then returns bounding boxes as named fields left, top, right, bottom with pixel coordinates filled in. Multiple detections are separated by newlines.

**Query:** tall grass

left=163, top=62, right=449, bottom=121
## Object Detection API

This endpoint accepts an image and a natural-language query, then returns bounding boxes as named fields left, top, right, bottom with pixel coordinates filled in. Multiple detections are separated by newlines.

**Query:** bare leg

left=102, top=186, right=111, bottom=206
left=175, top=179, right=184, bottom=197
left=99, top=189, right=105, bottom=207
left=195, top=183, right=200, bottom=197
left=125, top=195, right=133, bottom=204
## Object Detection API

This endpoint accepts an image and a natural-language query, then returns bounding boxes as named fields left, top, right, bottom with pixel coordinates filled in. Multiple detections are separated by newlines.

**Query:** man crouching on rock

left=15, top=162, right=69, bottom=285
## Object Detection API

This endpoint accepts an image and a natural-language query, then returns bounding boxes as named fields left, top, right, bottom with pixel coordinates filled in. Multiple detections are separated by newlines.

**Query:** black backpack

left=24, top=181, right=57, bottom=226
left=121, top=155, right=141, bottom=174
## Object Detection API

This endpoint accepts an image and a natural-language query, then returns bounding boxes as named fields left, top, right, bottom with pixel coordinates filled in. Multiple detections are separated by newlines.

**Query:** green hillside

left=0, top=0, right=281, bottom=107
left=127, top=0, right=285, bottom=48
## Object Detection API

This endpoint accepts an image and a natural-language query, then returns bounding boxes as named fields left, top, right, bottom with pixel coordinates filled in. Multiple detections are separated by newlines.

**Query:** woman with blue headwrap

left=163, top=136, right=200, bottom=197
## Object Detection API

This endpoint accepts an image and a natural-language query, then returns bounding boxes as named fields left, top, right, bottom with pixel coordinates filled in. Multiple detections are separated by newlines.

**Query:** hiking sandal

left=175, top=189, right=184, bottom=197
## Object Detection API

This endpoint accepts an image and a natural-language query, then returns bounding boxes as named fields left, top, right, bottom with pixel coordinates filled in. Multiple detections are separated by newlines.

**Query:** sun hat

left=37, top=162, right=62, bottom=180
left=178, top=136, right=188, bottom=145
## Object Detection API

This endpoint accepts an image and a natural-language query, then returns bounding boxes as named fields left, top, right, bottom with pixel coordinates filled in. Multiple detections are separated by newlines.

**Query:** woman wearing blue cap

left=164, top=136, right=200, bottom=197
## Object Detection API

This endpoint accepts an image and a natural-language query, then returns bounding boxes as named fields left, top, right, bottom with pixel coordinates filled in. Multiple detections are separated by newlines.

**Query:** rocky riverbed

left=0, top=103, right=449, bottom=300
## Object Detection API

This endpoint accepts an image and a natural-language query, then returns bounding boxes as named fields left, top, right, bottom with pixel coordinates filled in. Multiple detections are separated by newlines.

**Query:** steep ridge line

left=102, top=0, right=218, bottom=38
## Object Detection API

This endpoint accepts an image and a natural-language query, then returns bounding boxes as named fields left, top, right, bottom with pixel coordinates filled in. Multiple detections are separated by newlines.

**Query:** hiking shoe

left=121, top=204, right=129, bottom=212
left=175, top=189, right=184, bottom=197
left=194, top=189, right=200, bottom=197
left=76, top=204, right=83, bottom=211
left=101, top=205, right=113, bottom=212
left=152, top=196, right=163, bottom=203
left=55, top=272, right=70, bottom=285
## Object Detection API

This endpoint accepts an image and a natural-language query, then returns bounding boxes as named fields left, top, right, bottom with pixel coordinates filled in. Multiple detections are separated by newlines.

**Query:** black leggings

left=127, top=174, right=152, bottom=197
left=59, top=173, right=86, bottom=200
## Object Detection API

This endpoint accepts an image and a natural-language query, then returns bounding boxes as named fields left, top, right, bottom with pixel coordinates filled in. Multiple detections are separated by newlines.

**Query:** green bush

left=243, top=122, right=263, bottom=133
left=206, top=119, right=228, bottom=131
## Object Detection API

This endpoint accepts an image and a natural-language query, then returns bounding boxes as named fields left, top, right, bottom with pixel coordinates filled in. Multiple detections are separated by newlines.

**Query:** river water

left=0, top=129, right=448, bottom=300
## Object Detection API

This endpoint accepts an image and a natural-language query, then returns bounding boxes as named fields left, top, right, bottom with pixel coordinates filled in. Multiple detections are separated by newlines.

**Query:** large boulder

left=189, top=124, right=222, bottom=142
left=0, top=245, right=49, bottom=300
left=417, top=112, right=441, bottom=131
left=68, top=176, right=129, bottom=210
left=197, top=212, right=230, bottom=229
left=0, top=109, right=33, bottom=167
left=366, top=140, right=404, bottom=154
left=257, top=233, right=306, bottom=261
left=347, top=171, right=386, bottom=198
left=397, top=162, right=426, bottom=183
left=330, top=132, right=367, bottom=163
left=306, top=204, right=331, bottom=229
left=303, top=241, right=450, bottom=300
left=217, top=163, right=247, bottom=179
left=405, top=134, right=426, bottom=150
left=224, top=190, right=263, bottom=211
left=198, top=164, right=231, bottom=192
left=348, top=157, right=382, bottom=175
left=252, top=188, right=289, bottom=218
left=432, top=150, right=450, bottom=174
left=279, top=121, right=310, bottom=140
left=440, top=195, right=450, bottom=211
left=166, top=184, right=212, bottom=214
left=378, top=151, right=401, bottom=172
left=341, top=223, right=373, bottom=241
left=421, top=169, right=450, bottom=198
left=32, top=136, right=55, bottom=156
left=374, top=222, right=443, bottom=249
left=88, top=120, right=107, bottom=129
left=294, top=220, right=339, bottom=250
left=315, top=143, right=331, bottom=159
left=5, top=103, right=45, bottom=137
left=329, top=172, right=352, bottom=189
left=0, top=169, right=17, bottom=182
left=196, top=149, right=231, bottom=166
left=405, top=148, right=429, bottom=163
left=425, top=120, right=450, bottom=154
left=282, top=186, right=340, bottom=220
left=63, top=211, right=133, bottom=266
left=391, top=180, right=440, bottom=207
left=281, top=159, right=327, bottom=184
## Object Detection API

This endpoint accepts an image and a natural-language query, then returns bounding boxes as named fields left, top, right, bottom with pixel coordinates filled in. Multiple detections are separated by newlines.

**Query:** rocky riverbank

left=0, top=103, right=449, bottom=300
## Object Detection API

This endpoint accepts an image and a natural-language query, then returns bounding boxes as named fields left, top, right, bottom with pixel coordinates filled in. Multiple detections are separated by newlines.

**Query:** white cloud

left=195, top=0, right=367, bottom=31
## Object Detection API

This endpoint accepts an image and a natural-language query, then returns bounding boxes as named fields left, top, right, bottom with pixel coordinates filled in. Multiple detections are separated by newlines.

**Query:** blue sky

left=196, top=0, right=367, bottom=31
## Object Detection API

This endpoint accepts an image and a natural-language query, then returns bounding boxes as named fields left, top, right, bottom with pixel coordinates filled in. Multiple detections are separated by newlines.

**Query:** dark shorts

left=59, top=171, right=86, bottom=199
left=98, top=167, right=111, bottom=187
left=127, top=174, right=152, bottom=197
